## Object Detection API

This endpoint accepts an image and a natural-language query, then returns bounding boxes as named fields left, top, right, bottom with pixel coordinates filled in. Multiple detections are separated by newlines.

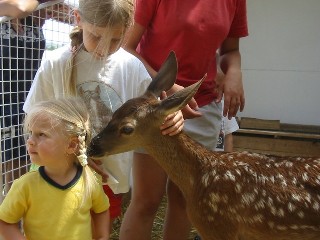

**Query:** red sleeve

left=134, top=0, right=161, bottom=28
left=228, top=0, right=249, bottom=38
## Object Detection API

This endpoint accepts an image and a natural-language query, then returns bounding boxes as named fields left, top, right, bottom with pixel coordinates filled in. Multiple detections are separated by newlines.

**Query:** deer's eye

left=120, top=126, right=134, bottom=135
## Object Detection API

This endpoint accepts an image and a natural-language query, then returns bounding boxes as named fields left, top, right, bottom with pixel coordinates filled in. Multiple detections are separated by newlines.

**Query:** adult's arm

left=0, top=220, right=26, bottom=240
left=124, top=22, right=202, bottom=119
left=217, top=37, right=245, bottom=119
left=124, top=22, right=157, bottom=77
left=0, top=0, right=39, bottom=18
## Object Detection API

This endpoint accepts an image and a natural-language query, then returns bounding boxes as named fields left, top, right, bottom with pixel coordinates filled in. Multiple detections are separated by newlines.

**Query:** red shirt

left=135, top=0, right=248, bottom=106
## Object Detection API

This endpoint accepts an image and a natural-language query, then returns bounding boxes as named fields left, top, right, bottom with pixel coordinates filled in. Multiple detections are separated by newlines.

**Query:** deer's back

left=186, top=151, right=320, bottom=240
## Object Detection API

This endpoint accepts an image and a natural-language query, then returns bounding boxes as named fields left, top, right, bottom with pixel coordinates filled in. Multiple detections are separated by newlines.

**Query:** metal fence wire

left=0, top=0, right=76, bottom=201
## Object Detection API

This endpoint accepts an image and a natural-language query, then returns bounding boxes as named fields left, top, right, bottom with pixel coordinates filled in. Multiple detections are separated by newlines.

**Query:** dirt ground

left=110, top=193, right=198, bottom=240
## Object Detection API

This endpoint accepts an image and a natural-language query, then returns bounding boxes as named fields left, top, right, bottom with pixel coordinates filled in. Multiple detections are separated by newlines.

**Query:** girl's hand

left=159, top=90, right=184, bottom=136
left=160, top=110, right=184, bottom=136
left=88, top=158, right=109, bottom=183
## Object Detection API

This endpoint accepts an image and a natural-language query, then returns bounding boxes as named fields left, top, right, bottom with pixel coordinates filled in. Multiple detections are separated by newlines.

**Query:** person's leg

left=119, top=152, right=167, bottom=240
left=163, top=179, right=191, bottom=240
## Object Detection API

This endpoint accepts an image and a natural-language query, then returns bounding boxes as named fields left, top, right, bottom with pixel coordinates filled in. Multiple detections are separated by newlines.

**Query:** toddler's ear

left=73, top=10, right=82, bottom=27
left=66, top=136, right=79, bottom=155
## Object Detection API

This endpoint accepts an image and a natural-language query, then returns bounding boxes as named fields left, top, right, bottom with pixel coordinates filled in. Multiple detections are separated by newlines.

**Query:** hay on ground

left=110, top=192, right=198, bottom=240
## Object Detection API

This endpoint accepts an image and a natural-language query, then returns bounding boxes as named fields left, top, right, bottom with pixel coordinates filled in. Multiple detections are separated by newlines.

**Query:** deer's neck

left=143, top=132, right=213, bottom=197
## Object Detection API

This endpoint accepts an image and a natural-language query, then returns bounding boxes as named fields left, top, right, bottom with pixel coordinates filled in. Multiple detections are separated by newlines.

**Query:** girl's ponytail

left=63, top=26, right=84, bottom=96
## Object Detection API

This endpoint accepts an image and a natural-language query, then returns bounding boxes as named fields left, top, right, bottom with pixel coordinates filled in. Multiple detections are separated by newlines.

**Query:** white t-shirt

left=24, top=46, right=151, bottom=193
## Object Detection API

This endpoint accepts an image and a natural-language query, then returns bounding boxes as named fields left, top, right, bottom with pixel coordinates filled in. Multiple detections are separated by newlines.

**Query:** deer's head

left=88, top=52, right=203, bottom=157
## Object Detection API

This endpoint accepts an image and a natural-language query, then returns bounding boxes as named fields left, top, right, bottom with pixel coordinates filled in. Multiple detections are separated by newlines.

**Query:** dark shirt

left=0, top=16, right=46, bottom=160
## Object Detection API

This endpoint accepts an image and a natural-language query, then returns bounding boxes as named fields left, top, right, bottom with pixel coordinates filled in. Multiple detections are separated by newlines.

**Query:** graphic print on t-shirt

left=78, top=81, right=123, bottom=137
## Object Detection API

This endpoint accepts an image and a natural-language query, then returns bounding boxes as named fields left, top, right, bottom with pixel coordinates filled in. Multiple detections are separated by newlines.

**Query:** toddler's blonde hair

left=24, top=97, right=97, bottom=205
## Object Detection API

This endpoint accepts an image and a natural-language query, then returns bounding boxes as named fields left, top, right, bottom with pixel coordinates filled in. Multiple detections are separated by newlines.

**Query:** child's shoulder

left=42, top=45, right=73, bottom=63
left=110, top=48, right=143, bottom=66
left=14, top=170, right=40, bottom=184
left=8, top=171, right=40, bottom=192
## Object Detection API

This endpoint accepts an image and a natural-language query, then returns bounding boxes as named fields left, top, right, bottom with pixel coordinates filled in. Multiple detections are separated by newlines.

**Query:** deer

left=88, top=52, right=320, bottom=240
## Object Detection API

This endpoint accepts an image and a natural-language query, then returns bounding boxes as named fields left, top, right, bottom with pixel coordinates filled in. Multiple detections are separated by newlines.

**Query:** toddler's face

left=26, top=114, right=69, bottom=167
left=81, top=21, right=124, bottom=59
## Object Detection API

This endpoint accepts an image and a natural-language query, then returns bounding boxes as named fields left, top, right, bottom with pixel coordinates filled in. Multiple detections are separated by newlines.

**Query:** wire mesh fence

left=0, top=0, right=75, bottom=201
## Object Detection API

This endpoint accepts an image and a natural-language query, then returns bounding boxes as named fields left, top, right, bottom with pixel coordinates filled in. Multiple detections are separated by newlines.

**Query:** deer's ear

left=157, top=77, right=205, bottom=115
left=146, top=51, right=178, bottom=97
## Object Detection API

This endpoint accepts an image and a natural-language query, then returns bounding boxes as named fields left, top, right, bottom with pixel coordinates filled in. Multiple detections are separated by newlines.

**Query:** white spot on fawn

left=285, top=161, right=293, bottom=167
left=224, top=171, right=236, bottom=181
left=297, top=211, right=304, bottom=218
left=202, top=173, right=210, bottom=187
left=277, top=225, right=288, bottom=231
left=292, top=194, right=301, bottom=202
left=288, top=202, right=296, bottom=212
left=241, top=193, right=256, bottom=206
left=302, top=172, right=309, bottom=181
left=235, top=184, right=242, bottom=193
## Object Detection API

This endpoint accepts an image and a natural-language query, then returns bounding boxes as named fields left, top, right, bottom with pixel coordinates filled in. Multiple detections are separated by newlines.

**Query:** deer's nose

left=87, top=138, right=103, bottom=157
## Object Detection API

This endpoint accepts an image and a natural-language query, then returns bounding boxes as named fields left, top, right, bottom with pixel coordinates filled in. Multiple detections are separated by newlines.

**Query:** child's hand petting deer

left=88, top=52, right=320, bottom=240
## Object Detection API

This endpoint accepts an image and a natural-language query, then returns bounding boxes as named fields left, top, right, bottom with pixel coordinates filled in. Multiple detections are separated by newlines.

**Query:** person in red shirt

left=123, top=0, right=248, bottom=239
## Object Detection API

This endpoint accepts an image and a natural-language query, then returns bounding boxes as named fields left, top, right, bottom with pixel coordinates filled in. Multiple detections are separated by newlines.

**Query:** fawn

left=88, top=52, right=320, bottom=240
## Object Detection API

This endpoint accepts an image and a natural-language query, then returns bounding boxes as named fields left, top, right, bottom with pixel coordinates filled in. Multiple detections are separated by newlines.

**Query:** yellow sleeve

left=91, top=184, right=110, bottom=214
left=0, top=179, right=27, bottom=223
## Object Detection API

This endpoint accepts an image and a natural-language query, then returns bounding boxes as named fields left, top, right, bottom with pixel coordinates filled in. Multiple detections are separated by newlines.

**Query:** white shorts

left=184, top=101, right=222, bottom=151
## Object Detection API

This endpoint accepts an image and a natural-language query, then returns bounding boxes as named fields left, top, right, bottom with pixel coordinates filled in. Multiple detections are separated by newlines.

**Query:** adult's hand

left=0, top=0, right=39, bottom=18
left=167, top=83, right=202, bottom=119
left=215, top=69, right=245, bottom=119
left=217, top=38, right=245, bottom=119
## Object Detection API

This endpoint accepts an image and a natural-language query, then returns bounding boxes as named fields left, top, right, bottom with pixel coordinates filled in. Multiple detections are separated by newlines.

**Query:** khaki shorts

left=184, top=101, right=222, bottom=151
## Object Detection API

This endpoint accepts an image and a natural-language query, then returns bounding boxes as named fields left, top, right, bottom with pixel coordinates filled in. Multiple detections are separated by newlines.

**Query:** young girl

left=0, top=97, right=110, bottom=240
left=23, top=0, right=183, bottom=223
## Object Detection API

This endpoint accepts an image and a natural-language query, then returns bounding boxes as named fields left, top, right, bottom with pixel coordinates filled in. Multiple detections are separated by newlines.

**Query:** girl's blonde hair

left=24, top=97, right=97, bottom=205
left=65, top=0, right=134, bottom=95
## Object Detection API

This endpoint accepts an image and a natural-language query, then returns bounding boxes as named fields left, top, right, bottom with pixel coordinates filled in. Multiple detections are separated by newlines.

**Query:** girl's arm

left=0, top=220, right=26, bottom=240
left=91, top=210, right=110, bottom=240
